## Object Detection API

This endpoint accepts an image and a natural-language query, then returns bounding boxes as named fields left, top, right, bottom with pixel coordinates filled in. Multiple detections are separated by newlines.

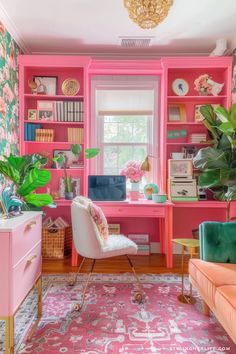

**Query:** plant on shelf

left=193, top=103, right=236, bottom=221
left=0, top=154, right=53, bottom=211
left=64, top=168, right=73, bottom=200
left=71, top=144, right=82, bottom=167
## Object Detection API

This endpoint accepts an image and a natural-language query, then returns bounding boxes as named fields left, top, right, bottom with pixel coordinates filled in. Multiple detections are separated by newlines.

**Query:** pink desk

left=71, top=200, right=174, bottom=268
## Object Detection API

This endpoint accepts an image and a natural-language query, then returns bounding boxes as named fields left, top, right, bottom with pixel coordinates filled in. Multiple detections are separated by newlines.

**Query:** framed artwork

left=33, top=76, right=57, bottom=95
left=168, top=159, right=193, bottom=178
left=172, top=78, right=189, bottom=96
left=168, top=104, right=186, bottom=121
left=37, top=100, right=54, bottom=121
left=194, top=104, right=220, bottom=122
left=53, top=149, right=74, bottom=168
left=28, top=109, right=37, bottom=121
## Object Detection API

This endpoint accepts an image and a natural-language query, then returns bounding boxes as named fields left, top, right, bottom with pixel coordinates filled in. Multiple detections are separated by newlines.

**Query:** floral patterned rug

left=0, top=274, right=235, bottom=354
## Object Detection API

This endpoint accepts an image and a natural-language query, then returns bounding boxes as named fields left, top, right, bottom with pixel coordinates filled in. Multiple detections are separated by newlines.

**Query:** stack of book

left=24, top=123, right=42, bottom=141
left=127, top=234, right=150, bottom=255
left=189, top=133, right=207, bottom=143
left=55, top=101, right=84, bottom=122
left=35, top=129, right=54, bottom=142
left=67, top=127, right=84, bottom=143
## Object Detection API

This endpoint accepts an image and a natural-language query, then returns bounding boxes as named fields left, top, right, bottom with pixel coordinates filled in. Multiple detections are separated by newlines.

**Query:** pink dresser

left=0, top=211, right=42, bottom=354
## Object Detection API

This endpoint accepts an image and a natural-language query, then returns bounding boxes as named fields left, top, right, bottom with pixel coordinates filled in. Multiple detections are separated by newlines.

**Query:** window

left=90, top=76, right=159, bottom=186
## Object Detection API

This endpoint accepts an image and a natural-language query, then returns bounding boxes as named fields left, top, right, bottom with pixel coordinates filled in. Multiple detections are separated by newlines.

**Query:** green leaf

left=229, top=103, right=236, bottom=129
left=215, top=106, right=230, bottom=123
left=220, top=168, right=236, bottom=187
left=17, top=168, right=51, bottom=196
left=198, top=170, right=221, bottom=188
left=217, top=122, right=235, bottom=135
left=24, top=193, right=53, bottom=207
left=71, top=144, right=82, bottom=156
left=193, top=147, right=229, bottom=170
left=85, top=148, right=100, bottom=159
left=0, top=160, right=20, bottom=184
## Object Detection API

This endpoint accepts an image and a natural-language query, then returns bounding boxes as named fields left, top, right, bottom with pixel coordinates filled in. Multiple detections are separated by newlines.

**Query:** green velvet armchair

left=199, top=222, right=236, bottom=263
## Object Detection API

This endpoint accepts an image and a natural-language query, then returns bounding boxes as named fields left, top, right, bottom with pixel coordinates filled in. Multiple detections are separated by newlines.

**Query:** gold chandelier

left=124, top=0, right=173, bottom=29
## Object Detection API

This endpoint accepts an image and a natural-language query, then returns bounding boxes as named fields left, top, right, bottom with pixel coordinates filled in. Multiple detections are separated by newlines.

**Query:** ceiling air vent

left=120, top=37, right=153, bottom=48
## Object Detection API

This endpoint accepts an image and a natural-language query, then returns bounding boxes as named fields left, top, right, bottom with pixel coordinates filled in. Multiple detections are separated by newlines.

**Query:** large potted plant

left=193, top=103, right=236, bottom=221
left=0, top=153, right=53, bottom=211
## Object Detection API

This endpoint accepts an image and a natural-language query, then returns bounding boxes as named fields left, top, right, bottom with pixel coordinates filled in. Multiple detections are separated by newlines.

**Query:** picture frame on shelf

left=194, top=104, right=220, bottom=122
left=168, top=159, right=193, bottom=178
left=168, top=104, right=186, bottom=122
left=27, top=109, right=37, bottom=121
left=33, top=76, right=57, bottom=95
left=37, top=100, right=54, bottom=121
left=53, top=149, right=74, bottom=168
left=172, top=78, right=189, bottom=96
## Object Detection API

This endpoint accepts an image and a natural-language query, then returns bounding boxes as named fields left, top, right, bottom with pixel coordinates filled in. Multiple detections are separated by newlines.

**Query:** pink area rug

left=2, top=274, right=235, bottom=353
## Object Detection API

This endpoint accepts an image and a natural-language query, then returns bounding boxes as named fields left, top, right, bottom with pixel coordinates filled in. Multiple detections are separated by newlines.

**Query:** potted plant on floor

left=193, top=103, right=236, bottom=221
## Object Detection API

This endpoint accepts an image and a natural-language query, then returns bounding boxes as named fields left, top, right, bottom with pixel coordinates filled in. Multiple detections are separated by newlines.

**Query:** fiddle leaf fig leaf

left=215, top=106, right=230, bottom=123
left=229, top=103, right=236, bottom=129
left=217, top=122, right=235, bottom=135
left=198, top=170, right=221, bottom=188
left=193, top=147, right=229, bottom=170
left=24, top=193, right=53, bottom=207
left=0, top=160, right=20, bottom=184
left=17, top=168, right=51, bottom=196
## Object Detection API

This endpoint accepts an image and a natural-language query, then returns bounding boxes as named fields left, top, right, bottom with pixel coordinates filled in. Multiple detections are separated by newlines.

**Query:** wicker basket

left=42, top=226, right=72, bottom=259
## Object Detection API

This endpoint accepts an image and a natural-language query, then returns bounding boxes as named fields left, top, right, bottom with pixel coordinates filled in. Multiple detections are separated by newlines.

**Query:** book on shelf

left=24, top=123, right=42, bottom=141
left=35, top=128, right=54, bottom=142
left=171, top=197, right=198, bottom=201
left=55, top=101, right=84, bottom=122
left=67, top=127, right=84, bottom=143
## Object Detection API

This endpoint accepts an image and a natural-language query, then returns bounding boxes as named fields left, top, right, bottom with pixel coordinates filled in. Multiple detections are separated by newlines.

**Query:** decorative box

left=169, top=179, right=197, bottom=199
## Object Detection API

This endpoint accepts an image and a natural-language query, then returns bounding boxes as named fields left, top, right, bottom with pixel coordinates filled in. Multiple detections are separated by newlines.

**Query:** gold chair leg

left=126, top=255, right=144, bottom=303
left=68, top=257, right=86, bottom=286
left=74, top=259, right=96, bottom=311
left=177, top=247, right=196, bottom=305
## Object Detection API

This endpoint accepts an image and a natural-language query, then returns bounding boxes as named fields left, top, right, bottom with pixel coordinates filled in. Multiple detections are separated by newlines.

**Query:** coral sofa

left=189, top=222, right=236, bottom=344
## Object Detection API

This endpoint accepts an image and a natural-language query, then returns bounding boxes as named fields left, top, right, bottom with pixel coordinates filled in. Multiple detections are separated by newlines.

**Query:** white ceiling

left=0, top=0, right=236, bottom=57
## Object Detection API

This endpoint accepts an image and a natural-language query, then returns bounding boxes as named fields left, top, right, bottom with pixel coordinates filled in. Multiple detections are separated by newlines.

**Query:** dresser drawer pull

left=25, top=220, right=37, bottom=231
left=27, top=254, right=37, bottom=264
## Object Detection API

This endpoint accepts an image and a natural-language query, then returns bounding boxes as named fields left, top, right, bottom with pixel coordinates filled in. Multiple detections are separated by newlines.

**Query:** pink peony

left=120, top=161, right=145, bottom=183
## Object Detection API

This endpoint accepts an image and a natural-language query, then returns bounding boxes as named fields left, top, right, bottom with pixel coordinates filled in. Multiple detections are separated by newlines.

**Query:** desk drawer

left=12, top=242, right=41, bottom=313
left=12, top=214, right=42, bottom=265
left=100, top=205, right=165, bottom=218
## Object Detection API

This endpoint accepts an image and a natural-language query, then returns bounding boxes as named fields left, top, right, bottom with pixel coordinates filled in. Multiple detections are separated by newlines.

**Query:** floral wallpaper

left=0, top=21, right=19, bottom=191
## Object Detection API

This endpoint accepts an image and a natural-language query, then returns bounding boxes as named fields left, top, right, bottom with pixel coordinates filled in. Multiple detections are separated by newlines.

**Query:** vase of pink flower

left=194, top=74, right=212, bottom=95
left=120, top=161, right=145, bottom=200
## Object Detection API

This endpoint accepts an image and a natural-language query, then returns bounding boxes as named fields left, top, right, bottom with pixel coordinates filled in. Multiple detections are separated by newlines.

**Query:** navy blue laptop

left=88, top=175, right=126, bottom=201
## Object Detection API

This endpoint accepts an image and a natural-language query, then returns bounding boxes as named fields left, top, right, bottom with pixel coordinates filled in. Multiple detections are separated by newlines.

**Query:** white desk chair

left=71, top=197, right=144, bottom=311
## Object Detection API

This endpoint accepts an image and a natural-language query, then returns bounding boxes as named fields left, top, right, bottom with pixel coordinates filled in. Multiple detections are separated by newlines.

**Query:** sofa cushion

left=189, top=259, right=236, bottom=306
left=215, top=285, right=236, bottom=342
left=200, top=222, right=236, bottom=263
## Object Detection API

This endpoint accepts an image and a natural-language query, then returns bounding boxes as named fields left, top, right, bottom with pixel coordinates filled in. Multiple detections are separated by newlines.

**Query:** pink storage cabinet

left=0, top=211, right=42, bottom=354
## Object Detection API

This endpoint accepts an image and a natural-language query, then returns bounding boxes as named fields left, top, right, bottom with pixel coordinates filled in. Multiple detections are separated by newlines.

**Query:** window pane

left=103, top=116, right=148, bottom=143
left=103, top=144, right=147, bottom=175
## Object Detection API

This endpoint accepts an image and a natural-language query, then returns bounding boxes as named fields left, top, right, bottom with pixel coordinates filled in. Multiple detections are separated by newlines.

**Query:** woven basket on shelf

left=42, top=226, right=72, bottom=259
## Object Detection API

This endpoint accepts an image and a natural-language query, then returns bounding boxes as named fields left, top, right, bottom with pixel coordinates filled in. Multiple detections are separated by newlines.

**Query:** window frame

left=90, top=76, right=160, bottom=185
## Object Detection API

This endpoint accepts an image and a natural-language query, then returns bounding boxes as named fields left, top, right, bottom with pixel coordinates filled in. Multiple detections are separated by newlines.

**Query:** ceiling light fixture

left=124, top=0, right=173, bottom=29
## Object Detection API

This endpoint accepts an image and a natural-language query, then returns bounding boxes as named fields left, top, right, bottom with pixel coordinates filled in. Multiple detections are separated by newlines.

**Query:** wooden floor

left=43, top=254, right=190, bottom=274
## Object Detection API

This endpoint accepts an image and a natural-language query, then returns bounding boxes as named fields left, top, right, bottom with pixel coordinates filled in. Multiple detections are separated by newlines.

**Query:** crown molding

left=0, top=1, right=30, bottom=53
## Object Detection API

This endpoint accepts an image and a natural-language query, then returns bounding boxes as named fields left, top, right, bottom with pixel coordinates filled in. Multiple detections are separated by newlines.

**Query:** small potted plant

left=64, top=169, right=73, bottom=200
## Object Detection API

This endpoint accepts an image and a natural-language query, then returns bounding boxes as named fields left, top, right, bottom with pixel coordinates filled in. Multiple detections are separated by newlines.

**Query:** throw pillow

left=88, top=203, right=109, bottom=241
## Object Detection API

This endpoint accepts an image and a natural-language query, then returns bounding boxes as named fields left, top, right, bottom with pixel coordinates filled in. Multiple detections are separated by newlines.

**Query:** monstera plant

left=0, top=153, right=53, bottom=211
left=193, top=103, right=236, bottom=221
